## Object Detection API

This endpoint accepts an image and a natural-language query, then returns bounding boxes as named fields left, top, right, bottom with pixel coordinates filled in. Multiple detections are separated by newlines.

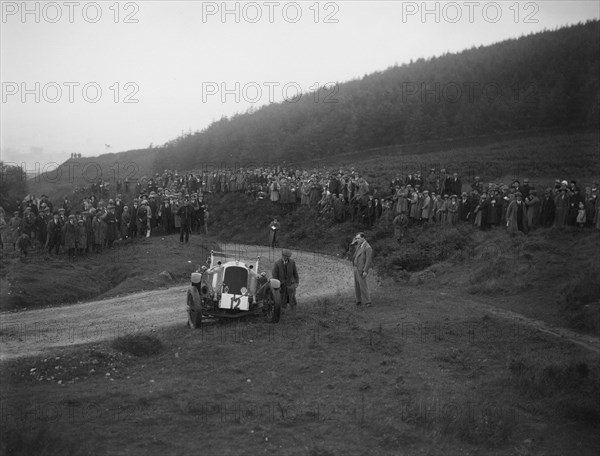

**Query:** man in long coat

left=540, top=188, right=556, bottom=227
left=177, top=196, right=193, bottom=244
left=272, top=249, right=300, bottom=310
left=351, top=232, right=373, bottom=307
left=46, top=211, right=62, bottom=255
left=62, top=214, right=78, bottom=259
left=506, top=192, right=528, bottom=235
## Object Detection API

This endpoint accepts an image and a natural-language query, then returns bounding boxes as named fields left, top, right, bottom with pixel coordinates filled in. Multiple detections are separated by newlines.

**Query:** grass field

left=3, top=128, right=599, bottom=455
left=2, top=287, right=599, bottom=455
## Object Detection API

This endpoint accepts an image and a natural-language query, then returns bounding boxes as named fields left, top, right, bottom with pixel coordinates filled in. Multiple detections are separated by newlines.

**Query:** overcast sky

left=1, top=0, right=598, bottom=167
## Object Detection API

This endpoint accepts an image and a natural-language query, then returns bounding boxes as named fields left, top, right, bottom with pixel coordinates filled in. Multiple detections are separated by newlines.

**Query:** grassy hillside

left=2, top=287, right=599, bottom=455
left=26, top=148, right=160, bottom=204
left=149, top=20, right=599, bottom=169
left=16, top=129, right=600, bottom=337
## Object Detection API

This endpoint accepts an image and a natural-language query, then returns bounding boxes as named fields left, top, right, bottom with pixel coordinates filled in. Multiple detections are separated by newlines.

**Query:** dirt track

left=0, top=243, right=355, bottom=361
left=1, top=243, right=598, bottom=360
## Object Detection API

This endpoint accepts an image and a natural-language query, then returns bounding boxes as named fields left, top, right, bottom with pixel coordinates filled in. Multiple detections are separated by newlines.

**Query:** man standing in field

left=351, top=232, right=373, bottom=307
left=269, top=217, right=280, bottom=248
left=272, top=249, right=299, bottom=310
left=177, top=196, right=193, bottom=244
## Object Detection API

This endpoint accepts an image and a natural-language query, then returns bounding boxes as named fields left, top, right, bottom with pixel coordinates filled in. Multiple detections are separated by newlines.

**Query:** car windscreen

left=223, top=266, right=248, bottom=295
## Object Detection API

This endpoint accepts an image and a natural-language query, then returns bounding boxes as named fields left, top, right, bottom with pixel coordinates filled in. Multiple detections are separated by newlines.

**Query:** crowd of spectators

left=1, top=165, right=598, bottom=258
left=385, top=171, right=600, bottom=242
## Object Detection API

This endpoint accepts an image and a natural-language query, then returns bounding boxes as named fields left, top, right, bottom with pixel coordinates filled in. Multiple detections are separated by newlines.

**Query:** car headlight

left=240, top=287, right=248, bottom=295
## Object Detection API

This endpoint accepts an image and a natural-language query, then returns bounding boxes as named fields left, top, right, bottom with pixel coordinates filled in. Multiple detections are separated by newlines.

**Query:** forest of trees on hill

left=149, top=20, right=599, bottom=171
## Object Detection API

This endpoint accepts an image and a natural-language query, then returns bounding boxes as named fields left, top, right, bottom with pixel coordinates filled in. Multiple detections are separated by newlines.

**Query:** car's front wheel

left=187, top=287, right=202, bottom=329
left=264, top=286, right=281, bottom=323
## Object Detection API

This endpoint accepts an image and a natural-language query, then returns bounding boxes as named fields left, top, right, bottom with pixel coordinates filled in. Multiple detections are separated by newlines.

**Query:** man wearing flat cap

left=272, top=249, right=299, bottom=310
left=177, top=196, right=193, bottom=244
left=351, top=232, right=373, bottom=307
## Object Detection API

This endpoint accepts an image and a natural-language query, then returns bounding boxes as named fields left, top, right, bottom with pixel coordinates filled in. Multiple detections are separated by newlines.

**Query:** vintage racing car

left=186, top=250, right=282, bottom=328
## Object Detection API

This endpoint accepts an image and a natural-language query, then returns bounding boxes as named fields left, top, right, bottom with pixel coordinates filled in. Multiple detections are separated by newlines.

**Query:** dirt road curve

left=1, top=243, right=598, bottom=360
left=0, top=243, right=355, bottom=361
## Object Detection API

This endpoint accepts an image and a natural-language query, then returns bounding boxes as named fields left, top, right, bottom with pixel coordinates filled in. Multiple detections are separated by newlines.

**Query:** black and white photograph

left=1, top=1, right=599, bottom=454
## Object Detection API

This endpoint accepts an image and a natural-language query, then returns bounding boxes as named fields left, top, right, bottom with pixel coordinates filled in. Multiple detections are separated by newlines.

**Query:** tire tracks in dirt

left=0, top=242, right=597, bottom=360
left=0, top=243, right=354, bottom=361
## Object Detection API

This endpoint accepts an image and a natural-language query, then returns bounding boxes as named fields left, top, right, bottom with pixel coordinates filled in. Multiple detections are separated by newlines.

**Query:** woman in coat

left=269, top=179, right=280, bottom=203
left=506, top=193, right=528, bottom=235
left=121, top=206, right=131, bottom=239
left=554, top=187, right=570, bottom=229
left=540, top=189, right=556, bottom=227
left=105, top=206, right=118, bottom=247
left=77, top=218, right=87, bottom=256
left=92, top=212, right=107, bottom=253
left=409, top=190, right=420, bottom=221
left=525, top=190, right=541, bottom=230
left=62, top=215, right=78, bottom=259
left=420, top=191, right=431, bottom=222
left=448, top=195, right=459, bottom=225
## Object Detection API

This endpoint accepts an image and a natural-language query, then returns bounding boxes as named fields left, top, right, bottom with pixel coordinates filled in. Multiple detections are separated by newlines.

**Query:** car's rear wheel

left=187, top=288, right=202, bottom=329
left=264, top=286, right=281, bottom=323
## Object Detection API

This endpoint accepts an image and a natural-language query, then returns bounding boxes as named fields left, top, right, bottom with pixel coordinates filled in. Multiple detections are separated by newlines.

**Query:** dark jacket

left=272, top=258, right=299, bottom=288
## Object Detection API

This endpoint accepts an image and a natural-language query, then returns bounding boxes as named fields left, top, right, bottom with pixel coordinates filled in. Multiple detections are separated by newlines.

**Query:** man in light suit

left=272, top=249, right=300, bottom=310
left=351, top=232, right=373, bottom=307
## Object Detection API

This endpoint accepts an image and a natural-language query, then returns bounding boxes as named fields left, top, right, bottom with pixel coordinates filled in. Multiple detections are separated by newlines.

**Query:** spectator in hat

left=177, top=196, right=193, bottom=244
left=269, top=217, right=280, bottom=248
left=129, top=200, right=139, bottom=238
left=525, top=190, right=541, bottom=230
left=448, top=195, right=459, bottom=225
left=105, top=205, right=118, bottom=248
left=576, top=201, right=586, bottom=229
left=421, top=190, right=431, bottom=222
left=62, top=197, right=72, bottom=217
left=272, top=249, right=300, bottom=310
left=554, top=185, right=570, bottom=229
left=121, top=206, right=130, bottom=239
left=46, top=210, right=62, bottom=255
left=440, top=194, right=449, bottom=225
left=137, top=200, right=149, bottom=237
left=568, top=187, right=585, bottom=226
left=458, top=192, right=471, bottom=222
left=77, top=216, right=87, bottom=256
left=449, top=172, right=462, bottom=196
left=62, top=214, right=78, bottom=259
left=40, top=194, right=53, bottom=212
left=114, top=195, right=124, bottom=233
left=92, top=210, right=107, bottom=253
left=351, top=232, right=373, bottom=307
left=540, top=188, right=556, bottom=227
left=506, top=192, right=528, bottom=235
left=474, top=192, right=490, bottom=230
